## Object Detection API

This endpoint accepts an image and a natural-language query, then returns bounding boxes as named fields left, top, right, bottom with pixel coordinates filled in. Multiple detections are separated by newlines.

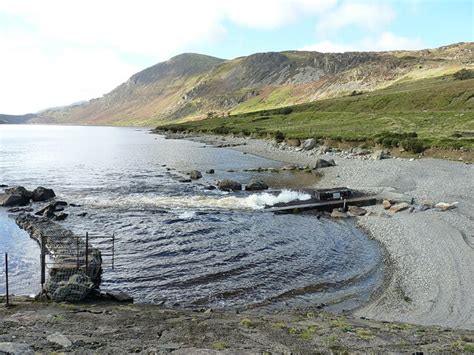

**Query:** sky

left=0, top=0, right=472, bottom=114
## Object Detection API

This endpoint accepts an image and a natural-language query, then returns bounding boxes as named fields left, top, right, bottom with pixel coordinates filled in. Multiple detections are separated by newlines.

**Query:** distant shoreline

left=164, top=131, right=474, bottom=330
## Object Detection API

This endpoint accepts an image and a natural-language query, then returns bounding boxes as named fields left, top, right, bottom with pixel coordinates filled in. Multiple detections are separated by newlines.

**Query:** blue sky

left=0, top=0, right=472, bottom=114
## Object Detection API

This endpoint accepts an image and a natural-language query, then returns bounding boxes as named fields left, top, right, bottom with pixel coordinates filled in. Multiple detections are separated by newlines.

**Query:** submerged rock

left=189, top=170, right=202, bottom=180
left=245, top=180, right=268, bottom=191
left=206, top=169, right=215, bottom=174
left=218, top=179, right=242, bottom=191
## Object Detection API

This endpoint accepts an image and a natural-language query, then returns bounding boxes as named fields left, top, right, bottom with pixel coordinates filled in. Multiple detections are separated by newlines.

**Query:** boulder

left=331, top=209, right=349, bottom=218
left=0, top=193, right=30, bottom=207
left=389, top=202, right=410, bottom=213
left=32, top=187, right=56, bottom=202
left=286, top=138, right=301, bottom=147
left=348, top=206, right=367, bottom=216
left=318, top=145, right=330, bottom=154
left=314, top=159, right=336, bottom=169
left=382, top=199, right=392, bottom=209
left=189, top=170, right=202, bottom=180
left=204, top=185, right=217, bottom=190
left=218, top=179, right=242, bottom=192
left=0, top=342, right=34, bottom=355
left=352, top=147, right=370, bottom=156
left=372, top=150, right=389, bottom=160
left=206, top=169, right=215, bottom=174
left=302, top=138, right=317, bottom=150
left=5, top=186, right=33, bottom=199
left=46, top=333, right=72, bottom=348
left=434, top=202, right=458, bottom=211
left=54, top=213, right=68, bottom=221
left=245, top=180, right=269, bottom=191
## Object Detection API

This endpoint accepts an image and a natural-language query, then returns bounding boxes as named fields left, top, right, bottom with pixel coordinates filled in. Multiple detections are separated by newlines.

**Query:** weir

left=264, top=188, right=377, bottom=213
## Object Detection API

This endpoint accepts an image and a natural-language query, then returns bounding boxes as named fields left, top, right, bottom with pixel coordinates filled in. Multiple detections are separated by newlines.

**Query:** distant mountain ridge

left=17, top=42, right=474, bottom=126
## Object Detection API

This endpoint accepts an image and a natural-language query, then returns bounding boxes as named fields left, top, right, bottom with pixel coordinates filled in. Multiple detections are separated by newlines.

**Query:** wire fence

left=1, top=232, right=115, bottom=305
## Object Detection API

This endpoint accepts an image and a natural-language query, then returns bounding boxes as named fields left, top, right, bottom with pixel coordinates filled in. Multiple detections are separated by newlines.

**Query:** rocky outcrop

left=15, top=214, right=102, bottom=302
left=0, top=193, right=30, bottom=207
left=32, top=187, right=56, bottom=202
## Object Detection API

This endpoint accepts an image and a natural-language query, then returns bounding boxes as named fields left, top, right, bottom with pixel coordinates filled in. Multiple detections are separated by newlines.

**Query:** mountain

left=24, top=42, right=474, bottom=126
left=0, top=113, right=37, bottom=124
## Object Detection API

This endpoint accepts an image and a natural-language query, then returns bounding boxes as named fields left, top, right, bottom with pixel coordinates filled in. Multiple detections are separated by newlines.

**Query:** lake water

left=0, top=125, right=383, bottom=310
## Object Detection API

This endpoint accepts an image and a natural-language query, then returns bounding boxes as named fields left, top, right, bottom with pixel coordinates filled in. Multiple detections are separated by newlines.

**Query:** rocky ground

left=1, top=299, right=474, bottom=354
left=165, top=132, right=474, bottom=331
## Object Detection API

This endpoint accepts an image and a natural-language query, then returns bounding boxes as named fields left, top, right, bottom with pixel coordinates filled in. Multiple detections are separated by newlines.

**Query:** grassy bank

left=159, top=74, right=474, bottom=151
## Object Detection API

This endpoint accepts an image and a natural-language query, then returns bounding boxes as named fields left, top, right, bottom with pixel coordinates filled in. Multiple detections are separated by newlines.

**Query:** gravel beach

left=178, top=133, right=474, bottom=331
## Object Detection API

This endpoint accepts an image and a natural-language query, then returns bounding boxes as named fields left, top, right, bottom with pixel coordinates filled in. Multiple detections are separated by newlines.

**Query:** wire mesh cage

left=1, top=231, right=115, bottom=304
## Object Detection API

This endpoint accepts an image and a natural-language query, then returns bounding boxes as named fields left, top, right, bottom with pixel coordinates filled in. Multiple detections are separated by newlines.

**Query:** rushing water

left=0, top=125, right=383, bottom=309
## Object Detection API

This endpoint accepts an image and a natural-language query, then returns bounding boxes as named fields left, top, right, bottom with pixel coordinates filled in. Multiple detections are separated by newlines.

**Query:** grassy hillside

left=34, top=43, right=473, bottom=126
left=159, top=74, right=474, bottom=151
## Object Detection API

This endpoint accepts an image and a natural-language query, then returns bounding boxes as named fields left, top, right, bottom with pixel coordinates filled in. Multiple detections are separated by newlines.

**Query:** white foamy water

left=82, top=190, right=312, bottom=211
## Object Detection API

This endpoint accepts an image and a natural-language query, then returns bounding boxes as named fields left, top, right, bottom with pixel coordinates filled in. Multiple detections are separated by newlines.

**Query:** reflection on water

left=0, top=125, right=382, bottom=309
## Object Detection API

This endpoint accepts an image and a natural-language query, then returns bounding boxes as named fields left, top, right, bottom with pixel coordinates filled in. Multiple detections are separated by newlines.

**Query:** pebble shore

left=177, top=133, right=474, bottom=330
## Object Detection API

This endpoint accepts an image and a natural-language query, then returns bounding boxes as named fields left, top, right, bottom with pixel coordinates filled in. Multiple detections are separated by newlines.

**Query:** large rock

left=32, top=186, right=56, bottom=202
left=189, top=170, right=202, bottom=180
left=301, top=138, right=317, bottom=150
left=372, top=150, right=389, bottom=160
left=286, top=138, right=301, bottom=147
left=389, top=202, right=410, bottom=213
left=46, top=333, right=72, bottom=348
left=245, top=180, right=268, bottom=191
left=382, top=199, right=392, bottom=209
left=0, top=342, right=34, bottom=355
left=5, top=186, right=33, bottom=199
left=314, top=159, right=336, bottom=169
left=348, top=206, right=367, bottom=216
left=218, top=179, right=242, bottom=191
left=0, top=193, right=30, bottom=207
left=331, top=209, right=349, bottom=218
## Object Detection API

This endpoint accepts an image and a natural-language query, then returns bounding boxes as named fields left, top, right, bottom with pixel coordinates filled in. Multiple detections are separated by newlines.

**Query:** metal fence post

left=40, top=234, right=46, bottom=291
left=5, top=253, right=9, bottom=306
left=85, top=232, right=89, bottom=276
left=112, top=233, right=115, bottom=270
left=76, top=236, right=80, bottom=270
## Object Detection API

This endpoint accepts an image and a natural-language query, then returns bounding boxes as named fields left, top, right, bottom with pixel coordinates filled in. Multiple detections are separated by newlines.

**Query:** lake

left=0, top=125, right=383, bottom=310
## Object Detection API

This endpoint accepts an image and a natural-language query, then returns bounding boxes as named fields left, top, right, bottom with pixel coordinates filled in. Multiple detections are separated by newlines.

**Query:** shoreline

left=167, top=132, right=474, bottom=331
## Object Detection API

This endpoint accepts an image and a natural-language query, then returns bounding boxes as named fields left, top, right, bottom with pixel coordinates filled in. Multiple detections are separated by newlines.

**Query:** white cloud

left=0, top=0, right=340, bottom=113
left=301, top=32, right=424, bottom=53
left=317, top=2, right=396, bottom=34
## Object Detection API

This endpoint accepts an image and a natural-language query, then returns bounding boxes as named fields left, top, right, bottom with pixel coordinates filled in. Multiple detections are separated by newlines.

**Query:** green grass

left=158, top=74, right=474, bottom=150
